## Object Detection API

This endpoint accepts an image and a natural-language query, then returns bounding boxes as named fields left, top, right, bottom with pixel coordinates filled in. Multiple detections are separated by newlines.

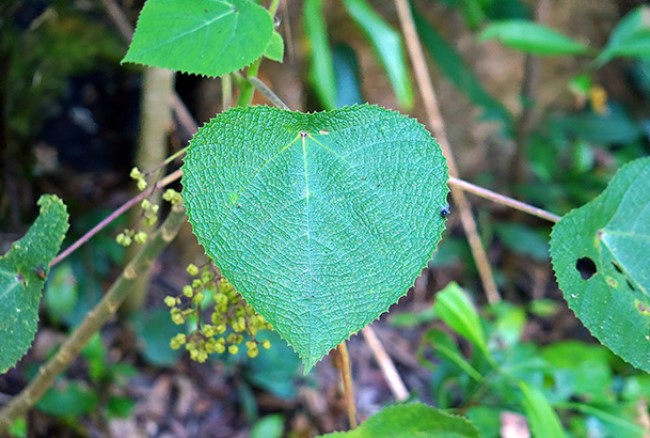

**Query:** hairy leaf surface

left=182, top=105, right=448, bottom=370
left=0, top=195, right=69, bottom=373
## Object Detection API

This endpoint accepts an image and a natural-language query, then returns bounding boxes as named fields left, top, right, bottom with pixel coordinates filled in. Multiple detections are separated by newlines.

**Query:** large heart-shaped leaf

left=182, top=105, right=449, bottom=370
left=122, top=0, right=274, bottom=77
left=550, top=157, right=650, bottom=372
left=0, top=195, right=69, bottom=373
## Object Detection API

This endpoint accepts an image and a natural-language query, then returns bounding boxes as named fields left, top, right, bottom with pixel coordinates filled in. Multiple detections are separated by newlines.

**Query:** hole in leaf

left=611, top=261, right=623, bottom=274
left=635, top=300, right=650, bottom=315
left=576, top=257, right=597, bottom=280
left=627, top=280, right=637, bottom=291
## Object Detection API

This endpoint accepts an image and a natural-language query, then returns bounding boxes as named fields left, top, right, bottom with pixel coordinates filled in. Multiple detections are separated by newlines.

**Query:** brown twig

left=395, top=0, right=501, bottom=304
left=449, top=177, right=560, bottom=223
left=50, top=169, right=182, bottom=267
left=362, top=326, right=409, bottom=401
left=337, top=342, right=358, bottom=429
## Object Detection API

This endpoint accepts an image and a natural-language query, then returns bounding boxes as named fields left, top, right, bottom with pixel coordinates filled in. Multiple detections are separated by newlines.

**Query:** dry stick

left=394, top=0, right=501, bottom=304
left=449, top=177, right=560, bottom=223
left=337, top=342, right=358, bottom=429
left=0, top=204, right=187, bottom=429
left=361, top=327, right=409, bottom=401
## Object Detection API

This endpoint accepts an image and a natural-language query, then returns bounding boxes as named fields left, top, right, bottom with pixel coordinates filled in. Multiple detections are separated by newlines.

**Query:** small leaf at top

left=122, top=0, right=274, bottom=77
left=319, top=403, right=480, bottom=437
left=264, top=31, right=284, bottom=62
left=550, top=157, right=650, bottom=372
left=0, top=195, right=69, bottom=374
left=182, top=105, right=449, bottom=371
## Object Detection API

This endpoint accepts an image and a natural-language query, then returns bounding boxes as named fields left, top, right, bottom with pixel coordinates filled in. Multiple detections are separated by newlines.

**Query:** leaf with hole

left=122, top=0, right=274, bottom=77
left=550, top=157, right=650, bottom=372
left=182, top=105, right=449, bottom=370
left=0, top=195, right=69, bottom=373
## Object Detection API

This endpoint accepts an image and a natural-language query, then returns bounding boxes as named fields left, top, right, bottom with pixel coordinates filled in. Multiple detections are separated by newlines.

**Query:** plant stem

left=0, top=204, right=187, bottom=429
left=395, top=0, right=501, bottom=304
left=236, top=0, right=282, bottom=107
left=124, top=66, right=175, bottom=313
left=337, top=342, right=357, bottom=429
left=362, top=326, right=409, bottom=401
left=249, top=77, right=290, bottom=110
left=50, top=169, right=182, bottom=267
left=448, top=177, right=560, bottom=223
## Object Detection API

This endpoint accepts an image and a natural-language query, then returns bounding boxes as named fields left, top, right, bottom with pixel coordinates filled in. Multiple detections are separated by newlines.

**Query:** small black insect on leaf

left=440, top=203, right=451, bottom=218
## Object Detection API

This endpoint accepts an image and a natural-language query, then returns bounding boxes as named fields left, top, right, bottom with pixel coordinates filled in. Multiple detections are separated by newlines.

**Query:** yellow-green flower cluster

left=165, top=263, right=273, bottom=362
left=115, top=228, right=149, bottom=246
left=130, top=166, right=148, bottom=192
left=116, top=167, right=180, bottom=247
left=162, top=188, right=183, bottom=205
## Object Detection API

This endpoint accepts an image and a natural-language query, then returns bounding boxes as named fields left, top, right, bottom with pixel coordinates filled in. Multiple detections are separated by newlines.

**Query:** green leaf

left=519, top=382, right=568, bottom=438
left=413, top=8, right=512, bottom=131
left=264, top=31, right=284, bottom=62
left=333, top=44, right=363, bottom=108
left=479, top=20, right=590, bottom=55
left=251, top=414, right=284, bottom=438
left=320, top=403, right=480, bottom=437
left=122, top=0, right=274, bottom=77
left=494, top=222, right=549, bottom=261
left=182, top=105, right=449, bottom=370
left=304, top=0, right=337, bottom=109
left=597, top=6, right=650, bottom=65
left=550, top=157, right=650, bottom=372
left=242, top=331, right=301, bottom=399
left=559, top=402, right=645, bottom=438
left=37, top=381, right=98, bottom=417
left=541, top=341, right=613, bottom=401
left=343, top=0, right=414, bottom=109
left=433, top=282, right=492, bottom=360
left=43, top=262, right=78, bottom=324
left=130, top=307, right=181, bottom=367
left=420, top=328, right=483, bottom=382
left=0, top=195, right=69, bottom=374
left=107, top=395, right=136, bottom=419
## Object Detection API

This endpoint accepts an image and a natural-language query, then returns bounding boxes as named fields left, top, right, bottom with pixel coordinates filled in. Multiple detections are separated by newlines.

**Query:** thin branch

left=249, top=76, right=290, bottom=110
left=362, top=326, right=409, bottom=401
left=337, top=342, right=357, bottom=429
left=395, top=0, right=501, bottom=304
left=449, top=177, right=560, bottom=223
left=50, top=169, right=182, bottom=267
left=0, top=204, right=187, bottom=428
